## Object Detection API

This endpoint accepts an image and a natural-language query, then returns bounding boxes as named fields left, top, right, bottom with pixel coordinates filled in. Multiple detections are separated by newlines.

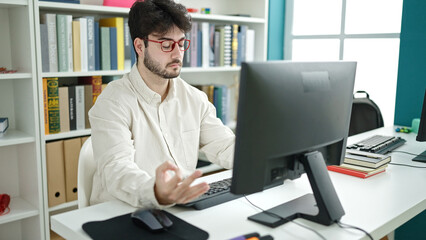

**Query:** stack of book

left=328, top=149, right=391, bottom=178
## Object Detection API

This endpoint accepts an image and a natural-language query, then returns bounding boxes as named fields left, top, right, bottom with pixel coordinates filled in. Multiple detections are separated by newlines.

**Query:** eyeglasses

left=143, top=38, right=191, bottom=52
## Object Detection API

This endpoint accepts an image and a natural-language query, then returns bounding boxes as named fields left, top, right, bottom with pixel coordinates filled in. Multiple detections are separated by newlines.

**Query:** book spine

left=68, top=86, right=76, bottom=131
left=75, top=85, right=85, bottom=130
left=42, top=78, right=49, bottom=135
left=72, top=21, right=81, bottom=72
left=245, top=29, right=255, bottom=62
left=190, top=22, right=198, bottom=67
left=327, top=165, right=367, bottom=178
left=223, top=25, right=232, bottom=67
left=40, top=24, right=50, bottom=73
left=208, top=23, right=215, bottom=67
left=43, top=13, right=58, bottom=72
left=201, top=22, right=210, bottom=68
left=124, top=17, right=132, bottom=70
left=238, top=25, right=248, bottom=65
left=100, top=27, right=111, bottom=70
left=56, top=14, right=68, bottom=72
left=94, top=21, right=100, bottom=71
left=78, top=18, right=88, bottom=72
left=47, top=78, right=60, bottom=134
left=86, top=16, right=95, bottom=71
left=58, top=86, right=70, bottom=132
left=66, top=15, right=74, bottom=72
left=231, top=24, right=239, bottom=67
left=84, top=85, right=92, bottom=129
left=103, top=0, right=133, bottom=8
left=92, top=76, right=102, bottom=104
left=109, top=27, right=118, bottom=70
left=99, top=17, right=124, bottom=70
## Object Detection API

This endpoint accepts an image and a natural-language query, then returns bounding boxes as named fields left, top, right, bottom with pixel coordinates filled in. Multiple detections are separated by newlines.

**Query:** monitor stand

left=248, top=151, right=345, bottom=227
left=412, top=150, right=426, bottom=163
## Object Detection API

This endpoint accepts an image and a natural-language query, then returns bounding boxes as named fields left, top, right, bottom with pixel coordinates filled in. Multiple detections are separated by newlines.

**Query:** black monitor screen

left=231, top=61, right=356, bottom=227
left=413, top=89, right=426, bottom=162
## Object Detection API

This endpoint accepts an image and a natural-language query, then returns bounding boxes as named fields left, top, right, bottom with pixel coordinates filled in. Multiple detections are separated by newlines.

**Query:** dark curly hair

left=129, top=0, right=192, bottom=56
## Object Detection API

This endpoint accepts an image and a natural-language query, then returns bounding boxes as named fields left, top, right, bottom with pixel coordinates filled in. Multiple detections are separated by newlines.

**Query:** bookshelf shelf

left=48, top=200, right=78, bottom=213
left=38, top=2, right=129, bottom=14
left=0, top=0, right=28, bottom=7
left=0, top=197, right=39, bottom=225
left=0, top=73, right=32, bottom=80
left=41, top=70, right=129, bottom=78
left=191, top=13, right=265, bottom=24
left=45, top=129, right=91, bottom=141
left=0, top=130, right=35, bottom=147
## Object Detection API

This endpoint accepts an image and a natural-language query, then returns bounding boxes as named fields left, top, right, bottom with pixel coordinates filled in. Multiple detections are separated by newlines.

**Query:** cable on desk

left=336, top=221, right=373, bottom=240
left=388, top=162, right=426, bottom=168
left=243, top=196, right=327, bottom=240
left=392, top=150, right=426, bottom=158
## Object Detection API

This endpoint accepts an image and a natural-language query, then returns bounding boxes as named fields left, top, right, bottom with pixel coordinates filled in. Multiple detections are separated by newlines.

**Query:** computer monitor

left=413, top=89, right=426, bottom=162
left=231, top=60, right=357, bottom=227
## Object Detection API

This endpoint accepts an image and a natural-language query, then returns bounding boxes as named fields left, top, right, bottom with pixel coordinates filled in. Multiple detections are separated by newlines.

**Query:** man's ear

left=134, top=38, right=145, bottom=57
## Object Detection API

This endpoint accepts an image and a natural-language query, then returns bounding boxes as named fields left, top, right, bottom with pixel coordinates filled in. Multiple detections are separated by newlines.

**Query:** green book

left=47, top=77, right=60, bottom=133
left=100, top=27, right=111, bottom=70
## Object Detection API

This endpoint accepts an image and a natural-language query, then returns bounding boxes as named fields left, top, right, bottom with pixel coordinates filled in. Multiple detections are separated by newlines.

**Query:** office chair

left=77, top=136, right=96, bottom=208
left=349, top=91, right=384, bottom=136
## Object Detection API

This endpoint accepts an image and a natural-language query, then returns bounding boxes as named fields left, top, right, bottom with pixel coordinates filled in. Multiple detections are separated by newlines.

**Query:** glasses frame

left=143, top=38, right=191, bottom=52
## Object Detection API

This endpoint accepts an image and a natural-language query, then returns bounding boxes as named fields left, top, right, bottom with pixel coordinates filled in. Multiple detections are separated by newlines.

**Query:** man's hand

left=154, top=161, right=209, bottom=205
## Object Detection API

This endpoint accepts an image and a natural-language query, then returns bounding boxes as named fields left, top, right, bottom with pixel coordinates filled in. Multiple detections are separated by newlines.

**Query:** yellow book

left=72, top=21, right=81, bottom=72
left=99, top=17, right=124, bottom=70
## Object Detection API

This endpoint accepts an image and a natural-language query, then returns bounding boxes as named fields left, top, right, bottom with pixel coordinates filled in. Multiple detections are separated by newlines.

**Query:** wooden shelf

left=0, top=197, right=39, bottom=224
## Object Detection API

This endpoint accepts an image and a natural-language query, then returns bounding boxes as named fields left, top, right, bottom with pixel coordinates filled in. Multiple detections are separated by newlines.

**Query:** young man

left=88, top=0, right=235, bottom=208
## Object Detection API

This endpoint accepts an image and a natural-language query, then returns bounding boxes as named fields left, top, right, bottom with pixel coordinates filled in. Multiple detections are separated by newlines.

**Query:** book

left=42, top=78, right=49, bottom=135
left=41, top=13, right=58, bottom=72
left=72, top=21, right=81, bottom=72
left=245, top=29, right=255, bottom=62
left=63, top=137, right=81, bottom=202
left=94, top=21, right=100, bottom=71
left=66, top=15, right=74, bottom=72
left=327, top=165, right=386, bottom=179
left=109, top=27, right=118, bottom=70
left=56, top=14, right=68, bottom=72
left=100, top=27, right=111, bottom=70
left=103, top=0, right=134, bottom=8
left=68, top=85, right=77, bottom=131
left=344, top=149, right=391, bottom=168
left=99, top=17, right=124, bottom=70
left=40, top=0, right=79, bottom=3
left=123, top=18, right=132, bottom=70
left=40, top=24, right=49, bottom=72
left=46, top=77, right=60, bottom=134
left=339, top=162, right=388, bottom=173
left=46, top=140, right=67, bottom=207
left=75, top=85, right=85, bottom=130
left=77, top=17, right=88, bottom=72
left=58, top=86, right=70, bottom=132
left=86, top=16, right=95, bottom=71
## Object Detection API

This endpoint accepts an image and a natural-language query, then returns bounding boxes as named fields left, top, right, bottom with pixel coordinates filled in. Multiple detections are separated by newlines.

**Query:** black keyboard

left=177, top=178, right=241, bottom=210
left=347, top=135, right=406, bottom=154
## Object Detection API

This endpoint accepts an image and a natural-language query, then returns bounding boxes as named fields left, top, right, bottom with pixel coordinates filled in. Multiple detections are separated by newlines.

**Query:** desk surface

left=51, top=127, right=426, bottom=240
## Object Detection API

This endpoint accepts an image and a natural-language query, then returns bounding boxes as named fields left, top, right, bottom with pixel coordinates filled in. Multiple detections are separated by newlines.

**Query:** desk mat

left=82, top=211, right=209, bottom=240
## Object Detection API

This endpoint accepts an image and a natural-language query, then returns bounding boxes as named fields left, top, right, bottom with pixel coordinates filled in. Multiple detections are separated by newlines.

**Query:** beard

left=143, top=49, right=181, bottom=79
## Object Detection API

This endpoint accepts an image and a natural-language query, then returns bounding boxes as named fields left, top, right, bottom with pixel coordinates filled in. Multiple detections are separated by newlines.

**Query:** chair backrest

left=77, top=137, right=96, bottom=208
left=349, top=91, right=384, bottom=136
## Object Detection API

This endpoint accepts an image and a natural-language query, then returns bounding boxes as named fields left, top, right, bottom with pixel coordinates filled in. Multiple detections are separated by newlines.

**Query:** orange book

left=42, top=78, right=49, bottom=135
left=78, top=76, right=103, bottom=104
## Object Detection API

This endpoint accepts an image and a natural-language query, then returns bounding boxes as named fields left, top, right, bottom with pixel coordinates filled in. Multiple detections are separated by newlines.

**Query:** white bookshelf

left=20, top=0, right=268, bottom=239
left=0, top=0, right=44, bottom=239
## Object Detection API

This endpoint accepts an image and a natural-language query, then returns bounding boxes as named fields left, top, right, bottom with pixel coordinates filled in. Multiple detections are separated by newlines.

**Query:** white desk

left=51, top=127, right=426, bottom=240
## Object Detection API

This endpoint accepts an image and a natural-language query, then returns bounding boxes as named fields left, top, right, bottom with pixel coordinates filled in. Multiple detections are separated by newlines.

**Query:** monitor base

left=248, top=151, right=345, bottom=228
left=412, top=150, right=426, bottom=163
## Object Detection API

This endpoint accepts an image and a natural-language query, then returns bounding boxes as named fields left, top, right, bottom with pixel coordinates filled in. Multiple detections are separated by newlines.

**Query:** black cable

left=392, top=150, right=426, bottom=158
left=243, top=196, right=327, bottom=240
left=336, top=220, right=374, bottom=240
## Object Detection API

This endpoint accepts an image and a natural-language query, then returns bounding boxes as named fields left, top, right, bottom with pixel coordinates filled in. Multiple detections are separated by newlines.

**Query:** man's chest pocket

left=181, top=129, right=200, bottom=169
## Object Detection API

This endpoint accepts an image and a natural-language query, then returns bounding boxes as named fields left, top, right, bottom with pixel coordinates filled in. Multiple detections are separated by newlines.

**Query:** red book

left=103, top=0, right=135, bottom=8
left=327, top=165, right=385, bottom=179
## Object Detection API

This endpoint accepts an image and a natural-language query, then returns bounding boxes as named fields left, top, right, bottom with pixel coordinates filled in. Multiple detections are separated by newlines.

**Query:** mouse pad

left=82, top=211, right=209, bottom=240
